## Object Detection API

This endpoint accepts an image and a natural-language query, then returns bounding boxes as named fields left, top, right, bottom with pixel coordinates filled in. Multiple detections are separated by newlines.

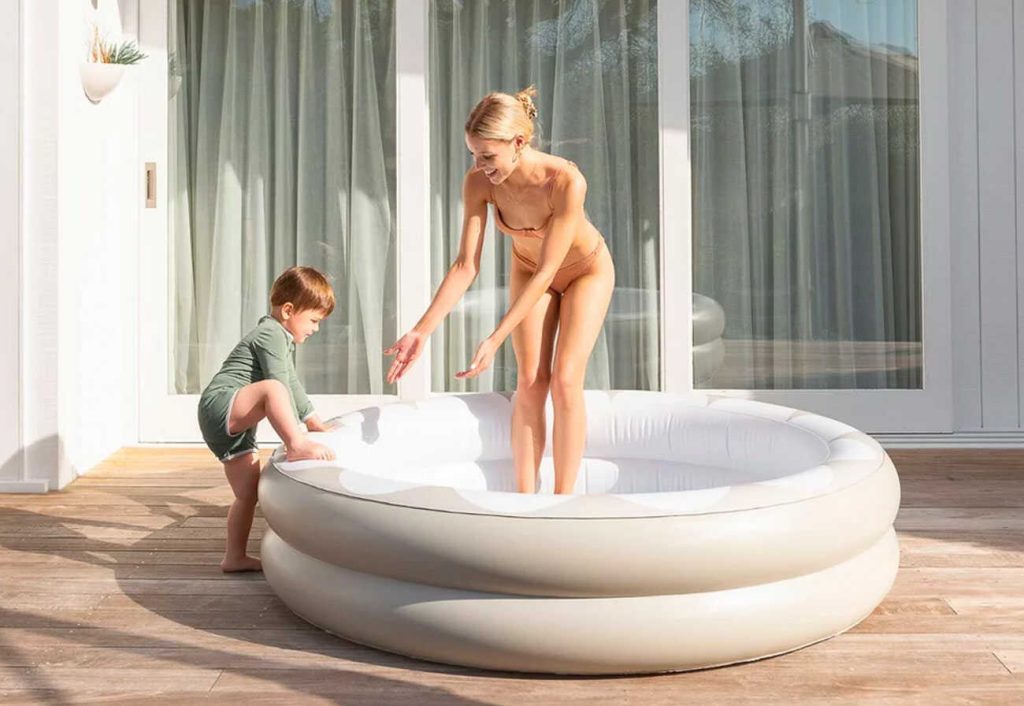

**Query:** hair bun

left=515, top=87, right=538, bottom=121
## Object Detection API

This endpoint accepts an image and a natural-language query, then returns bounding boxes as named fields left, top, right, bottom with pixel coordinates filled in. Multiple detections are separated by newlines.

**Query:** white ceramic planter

left=80, top=63, right=126, bottom=103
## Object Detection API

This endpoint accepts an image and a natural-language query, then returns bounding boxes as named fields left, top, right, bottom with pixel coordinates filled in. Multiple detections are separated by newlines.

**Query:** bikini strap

left=545, top=170, right=559, bottom=210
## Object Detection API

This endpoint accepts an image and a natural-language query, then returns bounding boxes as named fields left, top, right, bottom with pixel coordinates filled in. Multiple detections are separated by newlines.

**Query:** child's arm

left=286, top=361, right=316, bottom=426
left=303, top=414, right=330, bottom=432
left=385, top=170, right=488, bottom=384
left=252, top=328, right=306, bottom=425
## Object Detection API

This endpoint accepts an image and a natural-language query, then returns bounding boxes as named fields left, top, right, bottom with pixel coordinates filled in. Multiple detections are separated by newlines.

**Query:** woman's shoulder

left=463, top=167, right=493, bottom=202
left=548, top=157, right=586, bottom=201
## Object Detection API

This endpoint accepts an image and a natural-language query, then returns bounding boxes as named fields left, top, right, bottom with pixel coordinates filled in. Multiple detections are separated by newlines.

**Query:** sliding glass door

left=691, top=0, right=921, bottom=390
left=139, top=0, right=951, bottom=441
left=140, top=0, right=400, bottom=441
left=682, top=0, right=951, bottom=431
left=428, top=0, right=661, bottom=392
left=167, top=0, right=398, bottom=397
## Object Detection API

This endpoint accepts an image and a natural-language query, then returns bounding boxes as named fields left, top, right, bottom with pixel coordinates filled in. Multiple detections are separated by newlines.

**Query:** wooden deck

left=0, top=448, right=1022, bottom=704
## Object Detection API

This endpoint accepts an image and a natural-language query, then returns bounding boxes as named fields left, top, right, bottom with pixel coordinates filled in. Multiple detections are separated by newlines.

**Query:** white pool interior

left=277, top=393, right=858, bottom=497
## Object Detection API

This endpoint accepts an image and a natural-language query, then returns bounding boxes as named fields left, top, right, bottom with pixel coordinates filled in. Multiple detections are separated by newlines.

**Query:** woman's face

left=465, top=133, right=520, bottom=184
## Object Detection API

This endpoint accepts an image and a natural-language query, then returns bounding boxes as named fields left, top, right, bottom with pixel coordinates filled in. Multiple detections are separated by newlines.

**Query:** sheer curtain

left=169, top=0, right=397, bottom=395
left=429, top=0, right=661, bottom=393
left=691, top=0, right=921, bottom=389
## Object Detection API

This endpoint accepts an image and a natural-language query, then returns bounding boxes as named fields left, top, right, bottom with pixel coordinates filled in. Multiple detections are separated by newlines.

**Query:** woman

left=384, top=87, right=615, bottom=494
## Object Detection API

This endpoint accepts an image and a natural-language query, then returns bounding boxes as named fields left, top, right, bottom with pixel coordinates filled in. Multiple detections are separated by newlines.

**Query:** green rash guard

left=197, top=315, right=315, bottom=461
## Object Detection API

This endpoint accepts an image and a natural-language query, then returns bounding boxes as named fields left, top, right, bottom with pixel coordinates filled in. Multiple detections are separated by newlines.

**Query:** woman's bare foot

left=220, top=555, right=262, bottom=573
left=286, top=438, right=335, bottom=461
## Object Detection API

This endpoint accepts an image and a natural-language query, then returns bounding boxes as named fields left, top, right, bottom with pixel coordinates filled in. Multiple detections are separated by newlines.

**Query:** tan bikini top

left=488, top=161, right=578, bottom=239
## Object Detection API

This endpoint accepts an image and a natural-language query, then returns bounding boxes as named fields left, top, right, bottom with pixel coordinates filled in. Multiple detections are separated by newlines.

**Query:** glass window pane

left=690, top=0, right=921, bottom=389
left=168, top=0, right=397, bottom=395
left=429, top=0, right=661, bottom=392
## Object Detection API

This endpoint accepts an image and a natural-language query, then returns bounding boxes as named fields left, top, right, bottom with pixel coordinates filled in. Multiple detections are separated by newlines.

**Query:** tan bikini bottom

left=511, top=239, right=607, bottom=295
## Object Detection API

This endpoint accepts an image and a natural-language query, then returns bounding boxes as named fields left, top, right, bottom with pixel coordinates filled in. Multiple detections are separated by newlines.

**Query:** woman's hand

left=385, top=331, right=426, bottom=384
left=456, top=336, right=499, bottom=379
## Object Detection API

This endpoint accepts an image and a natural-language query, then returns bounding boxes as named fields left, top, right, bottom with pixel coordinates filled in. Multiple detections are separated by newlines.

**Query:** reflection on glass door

left=690, top=0, right=921, bottom=390
left=428, top=0, right=661, bottom=392
left=167, top=0, right=397, bottom=396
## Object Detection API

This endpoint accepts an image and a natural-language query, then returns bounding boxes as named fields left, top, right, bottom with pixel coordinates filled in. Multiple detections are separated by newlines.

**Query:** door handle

left=145, top=162, right=157, bottom=208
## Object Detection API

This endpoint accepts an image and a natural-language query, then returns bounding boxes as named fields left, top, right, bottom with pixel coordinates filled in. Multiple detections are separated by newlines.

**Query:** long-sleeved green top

left=202, top=315, right=314, bottom=423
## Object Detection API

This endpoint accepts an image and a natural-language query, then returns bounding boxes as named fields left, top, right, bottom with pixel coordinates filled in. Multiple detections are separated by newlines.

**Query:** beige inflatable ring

left=260, top=390, right=899, bottom=674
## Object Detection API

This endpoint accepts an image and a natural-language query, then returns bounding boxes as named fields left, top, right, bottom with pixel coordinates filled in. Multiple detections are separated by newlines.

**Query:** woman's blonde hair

left=465, top=86, right=538, bottom=143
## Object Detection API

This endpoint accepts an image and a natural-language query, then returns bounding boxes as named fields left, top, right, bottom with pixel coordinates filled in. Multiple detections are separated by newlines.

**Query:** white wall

left=14, top=0, right=61, bottom=492
left=950, top=0, right=1024, bottom=434
left=12, top=0, right=140, bottom=490
left=0, top=0, right=27, bottom=491
left=56, top=1, right=140, bottom=479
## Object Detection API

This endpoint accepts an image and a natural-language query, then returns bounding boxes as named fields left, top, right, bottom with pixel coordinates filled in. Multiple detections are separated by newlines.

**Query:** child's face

left=282, top=306, right=329, bottom=344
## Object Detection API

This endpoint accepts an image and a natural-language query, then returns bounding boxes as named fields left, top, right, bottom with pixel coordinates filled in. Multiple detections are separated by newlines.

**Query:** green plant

left=88, top=26, right=148, bottom=65
left=105, top=41, right=147, bottom=65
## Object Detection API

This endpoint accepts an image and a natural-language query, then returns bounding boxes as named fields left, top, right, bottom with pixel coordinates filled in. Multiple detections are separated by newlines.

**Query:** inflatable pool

left=259, top=391, right=899, bottom=674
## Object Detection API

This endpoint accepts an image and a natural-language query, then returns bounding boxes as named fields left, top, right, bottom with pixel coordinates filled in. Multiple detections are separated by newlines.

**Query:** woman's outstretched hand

left=456, top=337, right=499, bottom=379
left=385, top=331, right=425, bottom=384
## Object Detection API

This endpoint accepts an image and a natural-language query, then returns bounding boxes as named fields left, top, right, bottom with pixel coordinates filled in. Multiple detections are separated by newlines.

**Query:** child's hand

left=385, top=331, right=425, bottom=384
left=305, top=415, right=329, bottom=433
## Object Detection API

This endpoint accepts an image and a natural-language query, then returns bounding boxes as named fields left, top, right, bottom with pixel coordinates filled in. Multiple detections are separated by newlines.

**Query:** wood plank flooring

left=0, top=448, right=1022, bottom=704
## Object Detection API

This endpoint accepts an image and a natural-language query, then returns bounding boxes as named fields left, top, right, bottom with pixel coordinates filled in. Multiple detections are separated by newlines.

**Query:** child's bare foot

left=286, top=439, right=335, bottom=461
left=220, top=555, right=262, bottom=573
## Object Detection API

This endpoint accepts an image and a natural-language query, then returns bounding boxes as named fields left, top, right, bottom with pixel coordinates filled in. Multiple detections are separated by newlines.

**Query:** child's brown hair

left=270, top=266, right=335, bottom=316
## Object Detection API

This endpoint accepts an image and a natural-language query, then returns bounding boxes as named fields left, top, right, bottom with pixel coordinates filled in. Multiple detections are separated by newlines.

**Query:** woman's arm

left=385, top=170, right=489, bottom=384
left=411, top=171, right=490, bottom=337
left=492, top=171, right=585, bottom=342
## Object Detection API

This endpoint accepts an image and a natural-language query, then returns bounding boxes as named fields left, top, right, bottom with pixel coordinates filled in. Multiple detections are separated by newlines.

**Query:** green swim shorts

left=197, top=387, right=259, bottom=462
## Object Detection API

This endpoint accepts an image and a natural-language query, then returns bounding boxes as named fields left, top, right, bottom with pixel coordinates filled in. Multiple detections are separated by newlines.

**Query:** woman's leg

left=221, top=452, right=262, bottom=572
left=509, top=261, right=560, bottom=493
left=550, top=257, right=615, bottom=495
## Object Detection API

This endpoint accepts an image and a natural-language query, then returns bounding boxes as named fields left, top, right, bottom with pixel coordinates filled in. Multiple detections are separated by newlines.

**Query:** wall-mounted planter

left=80, top=62, right=126, bottom=103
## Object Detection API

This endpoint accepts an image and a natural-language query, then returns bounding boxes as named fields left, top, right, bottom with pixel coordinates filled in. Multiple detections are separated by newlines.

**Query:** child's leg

left=229, top=380, right=334, bottom=461
left=221, top=451, right=262, bottom=573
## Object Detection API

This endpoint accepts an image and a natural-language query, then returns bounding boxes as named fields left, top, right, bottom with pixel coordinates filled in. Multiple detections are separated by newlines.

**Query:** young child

left=198, top=266, right=336, bottom=572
